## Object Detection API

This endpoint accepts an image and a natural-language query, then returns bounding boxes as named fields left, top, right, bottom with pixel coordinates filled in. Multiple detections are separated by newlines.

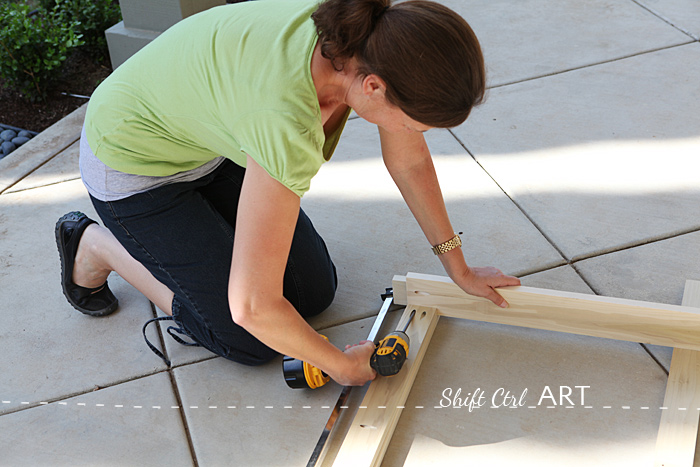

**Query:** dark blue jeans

left=90, top=159, right=337, bottom=365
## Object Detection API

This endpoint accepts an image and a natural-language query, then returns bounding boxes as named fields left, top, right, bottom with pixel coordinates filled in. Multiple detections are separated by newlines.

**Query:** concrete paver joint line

left=483, top=41, right=697, bottom=91
left=630, top=0, right=700, bottom=40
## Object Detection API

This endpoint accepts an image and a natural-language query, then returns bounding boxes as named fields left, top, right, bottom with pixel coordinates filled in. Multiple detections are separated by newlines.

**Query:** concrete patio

left=1, top=0, right=699, bottom=465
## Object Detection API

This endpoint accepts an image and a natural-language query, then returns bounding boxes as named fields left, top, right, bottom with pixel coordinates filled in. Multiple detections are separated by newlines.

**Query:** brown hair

left=312, top=0, right=485, bottom=128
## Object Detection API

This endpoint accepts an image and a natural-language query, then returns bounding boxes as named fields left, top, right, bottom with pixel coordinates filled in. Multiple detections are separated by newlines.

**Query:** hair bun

left=312, top=0, right=391, bottom=70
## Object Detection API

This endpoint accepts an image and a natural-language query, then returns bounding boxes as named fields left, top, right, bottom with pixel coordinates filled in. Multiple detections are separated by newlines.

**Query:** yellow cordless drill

left=283, top=309, right=415, bottom=389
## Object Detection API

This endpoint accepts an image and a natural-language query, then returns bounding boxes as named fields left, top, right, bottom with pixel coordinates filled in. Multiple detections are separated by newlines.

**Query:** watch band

left=431, top=233, right=462, bottom=255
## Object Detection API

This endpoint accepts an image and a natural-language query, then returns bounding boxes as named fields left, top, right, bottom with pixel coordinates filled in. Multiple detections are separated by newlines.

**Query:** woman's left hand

left=453, top=266, right=521, bottom=308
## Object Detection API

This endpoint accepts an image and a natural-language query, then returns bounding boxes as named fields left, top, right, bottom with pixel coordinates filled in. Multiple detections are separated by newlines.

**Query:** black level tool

left=369, top=309, right=414, bottom=376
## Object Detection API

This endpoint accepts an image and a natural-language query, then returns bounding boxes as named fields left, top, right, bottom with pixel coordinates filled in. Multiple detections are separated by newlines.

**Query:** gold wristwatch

left=431, top=233, right=462, bottom=255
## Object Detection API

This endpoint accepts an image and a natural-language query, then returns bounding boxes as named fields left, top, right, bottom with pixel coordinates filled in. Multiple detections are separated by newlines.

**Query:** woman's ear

left=361, top=74, right=387, bottom=99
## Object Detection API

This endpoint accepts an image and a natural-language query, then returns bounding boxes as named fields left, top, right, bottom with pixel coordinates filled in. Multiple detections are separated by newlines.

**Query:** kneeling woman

left=55, top=0, right=520, bottom=386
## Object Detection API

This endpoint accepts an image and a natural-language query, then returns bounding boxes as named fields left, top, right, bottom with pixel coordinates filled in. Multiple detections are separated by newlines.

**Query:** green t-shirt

left=85, top=0, right=348, bottom=197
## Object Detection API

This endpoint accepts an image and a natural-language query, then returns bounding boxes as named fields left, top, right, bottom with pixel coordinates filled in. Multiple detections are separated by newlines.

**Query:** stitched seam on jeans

left=202, top=197, right=235, bottom=242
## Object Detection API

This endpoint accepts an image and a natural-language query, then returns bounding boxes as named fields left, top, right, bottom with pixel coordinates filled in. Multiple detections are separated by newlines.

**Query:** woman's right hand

left=328, top=340, right=377, bottom=386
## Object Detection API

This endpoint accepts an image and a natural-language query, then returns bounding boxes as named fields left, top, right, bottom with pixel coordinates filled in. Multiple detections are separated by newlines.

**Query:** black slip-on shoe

left=55, top=211, right=118, bottom=316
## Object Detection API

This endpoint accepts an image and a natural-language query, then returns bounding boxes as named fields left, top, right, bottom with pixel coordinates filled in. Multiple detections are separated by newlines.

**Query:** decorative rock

left=12, top=136, right=30, bottom=147
left=1, top=129, right=17, bottom=141
left=0, top=125, right=35, bottom=158
left=1, top=141, right=17, bottom=156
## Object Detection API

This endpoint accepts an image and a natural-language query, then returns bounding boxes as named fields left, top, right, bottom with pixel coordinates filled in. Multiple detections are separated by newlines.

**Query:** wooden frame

left=328, top=272, right=700, bottom=466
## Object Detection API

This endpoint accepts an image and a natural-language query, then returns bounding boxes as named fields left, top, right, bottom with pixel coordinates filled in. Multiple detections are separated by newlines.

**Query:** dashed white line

left=7, top=399, right=688, bottom=412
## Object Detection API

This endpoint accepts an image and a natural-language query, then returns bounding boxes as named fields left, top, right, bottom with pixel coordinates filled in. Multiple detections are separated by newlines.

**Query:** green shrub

left=0, top=3, right=84, bottom=101
left=40, top=0, right=122, bottom=57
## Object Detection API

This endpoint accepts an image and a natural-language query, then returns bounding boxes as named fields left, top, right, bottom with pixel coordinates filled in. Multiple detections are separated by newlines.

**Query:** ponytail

left=312, top=0, right=485, bottom=128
